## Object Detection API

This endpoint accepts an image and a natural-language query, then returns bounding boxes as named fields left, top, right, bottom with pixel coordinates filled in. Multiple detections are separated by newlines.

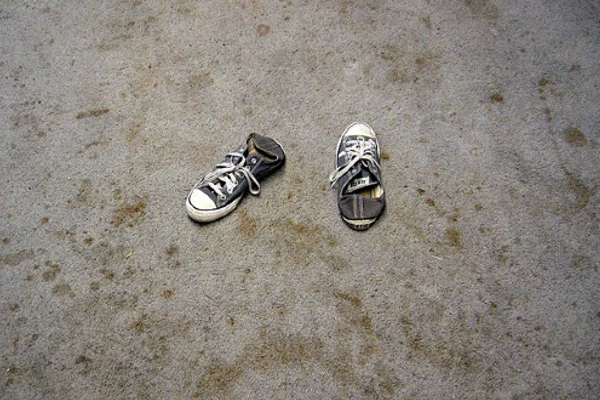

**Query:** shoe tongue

left=346, top=167, right=378, bottom=194
left=225, top=143, right=248, bottom=164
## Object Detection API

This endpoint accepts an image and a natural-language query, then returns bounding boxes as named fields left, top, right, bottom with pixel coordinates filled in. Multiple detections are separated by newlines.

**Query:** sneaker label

left=349, top=177, right=371, bottom=191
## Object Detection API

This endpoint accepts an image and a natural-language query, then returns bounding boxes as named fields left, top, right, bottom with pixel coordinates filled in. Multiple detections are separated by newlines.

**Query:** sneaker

left=329, top=122, right=385, bottom=230
left=186, top=133, right=285, bottom=222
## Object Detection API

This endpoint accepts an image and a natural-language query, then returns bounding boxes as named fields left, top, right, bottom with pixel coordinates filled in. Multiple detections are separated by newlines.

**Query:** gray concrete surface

left=2, top=0, right=599, bottom=398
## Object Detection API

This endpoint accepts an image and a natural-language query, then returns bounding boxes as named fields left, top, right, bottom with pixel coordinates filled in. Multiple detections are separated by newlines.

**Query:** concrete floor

left=1, top=0, right=599, bottom=398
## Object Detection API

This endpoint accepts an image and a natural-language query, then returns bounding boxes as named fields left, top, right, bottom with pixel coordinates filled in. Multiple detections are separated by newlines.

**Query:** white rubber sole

left=342, top=216, right=376, bottom=230
left=186, top=196, right=242, bottom=223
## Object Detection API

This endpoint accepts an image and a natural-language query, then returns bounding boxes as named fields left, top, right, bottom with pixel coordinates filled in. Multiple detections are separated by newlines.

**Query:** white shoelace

left=329, top=138, right=380, bottom=188
left=203, top=152, right=260, bottom=200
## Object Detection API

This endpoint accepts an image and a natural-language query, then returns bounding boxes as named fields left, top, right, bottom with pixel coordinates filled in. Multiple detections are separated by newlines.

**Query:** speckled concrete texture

left=1, top=0, right=599, bottom=398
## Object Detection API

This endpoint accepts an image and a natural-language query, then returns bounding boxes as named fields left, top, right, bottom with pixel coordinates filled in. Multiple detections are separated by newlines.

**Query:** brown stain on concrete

left=111, top=198, right=147, bottom=228
left=195, top=318, right=390, bottom=398
left=52, top=282, right=75, bottom=297
left=237, top=209, right=258, bottom=238
left=398, top=300, right=485, bottom=374
left=334, top=290, right=375, bottom=333
left=76, top=109, right=109, bottom=119
left=268, top=218, right=343, bottom=270
left=1, top=249, right=35, bottom=266
left=195, top=332, right=322, bottom=397
left=562, top=167, right=596, bottom=212
left=378, top=44, right=441, bottom=85
left=464, top=0, right=500, bottom=20
left=257, top=24, right=270, bottom=36
left=162, top=244, right=182, bottom=269
left=490, top=93, right=504, bottom=103
left=564, top=127, right=587, bottom=147
left=99, top=269, right=115, bottom=281
left=42, top=261, right=60, bottom=282
left=76, top=178, right=92, bottom=203
left=189, top=72, right=214, bottom=91
left=445, top=227, right=462, bottom=248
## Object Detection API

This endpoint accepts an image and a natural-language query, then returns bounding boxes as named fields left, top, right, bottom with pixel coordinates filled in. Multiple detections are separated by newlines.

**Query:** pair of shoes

left=186, top=123, right=385, bottom=230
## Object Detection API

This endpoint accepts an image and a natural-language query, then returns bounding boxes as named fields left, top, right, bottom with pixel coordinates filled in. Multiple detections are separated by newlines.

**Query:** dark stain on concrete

left=76, top=109, right=109, bottom=119
left=322, top=254, right=349, bottom=272
left=1, top=249, right=35, bottom=266
left=162, top=244, right=182, bottom=269
left=52, top=282, right=75, bottom=297
left=379, top=44, right=441, bottom=85
left=99, top=269, right=115, bottom=281
left=490, top=93, right=504, bottom=103
left=564, top=127, right=587, bottom=147
left=257, top=24, right=270, bottom=36
left=464, top=0, right=500, bottom=20
left=237, top=209, right=258, bottom=238
left=193, top=285, right=393, bottom=396
left=334, top=290, right=375, bottom=333
left=42, top=261, right=60, bottom=282
left=75, top=355, right=93, bottom=375
left=165, top=245, right=179, bottom=257
left=272, top=218, right=341, bottom=268
left=495, top=245, right=510, bottom=263
left=445, top=227, right=462, bottom=248
left=562, top=167, right=595, bottom=212
left=195, top=332, right=321, bottom=397
left=111, top=198, right=147, bottom=228
left=420, top=15, right=432, bottom=30
left=400, top=305, right=481, bottom=373
left=538, top=77, right=551, bottom=90
left=76, top=178, right=92, bottom=204
left=189, top=72, right=214, bottom=91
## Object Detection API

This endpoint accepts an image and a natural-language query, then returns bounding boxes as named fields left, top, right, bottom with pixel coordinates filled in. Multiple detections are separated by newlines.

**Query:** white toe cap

left=188, top=189, right=216, bottom=210
left=346, top=122, right=375, bottom=138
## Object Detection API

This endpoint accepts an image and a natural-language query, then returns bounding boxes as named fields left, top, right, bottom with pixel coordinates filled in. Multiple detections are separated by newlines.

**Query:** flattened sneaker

left=329, top=122, right=385, bottom=230
left=186, top=133, right=285, bottom=223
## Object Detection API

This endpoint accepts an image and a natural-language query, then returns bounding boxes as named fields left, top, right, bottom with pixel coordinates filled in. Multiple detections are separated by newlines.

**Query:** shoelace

left=329, top=138, right=380, bottom=188
left=203, top=152, right=260, bottom=200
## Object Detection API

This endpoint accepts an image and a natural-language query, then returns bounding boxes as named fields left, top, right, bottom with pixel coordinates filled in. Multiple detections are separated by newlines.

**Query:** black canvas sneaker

left=186, top=133, right=285, bottom=223
left=329, top=122, right=385, bottom=230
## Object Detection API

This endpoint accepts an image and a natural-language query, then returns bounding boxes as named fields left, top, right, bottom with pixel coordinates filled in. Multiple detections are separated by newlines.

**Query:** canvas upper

left=329, top=123, right=385, bottom=230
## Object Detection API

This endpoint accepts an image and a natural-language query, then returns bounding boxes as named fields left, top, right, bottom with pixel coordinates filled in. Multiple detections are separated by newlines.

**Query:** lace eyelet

left=218, top=194, right=226, bottom=201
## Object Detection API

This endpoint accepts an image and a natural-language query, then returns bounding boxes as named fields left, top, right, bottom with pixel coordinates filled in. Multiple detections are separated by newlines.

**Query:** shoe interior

left=247, top=137, right=256, bottom=154
left=247, top=136, right=278, bottom=162
left=354, top=185, right=383, bottom=198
